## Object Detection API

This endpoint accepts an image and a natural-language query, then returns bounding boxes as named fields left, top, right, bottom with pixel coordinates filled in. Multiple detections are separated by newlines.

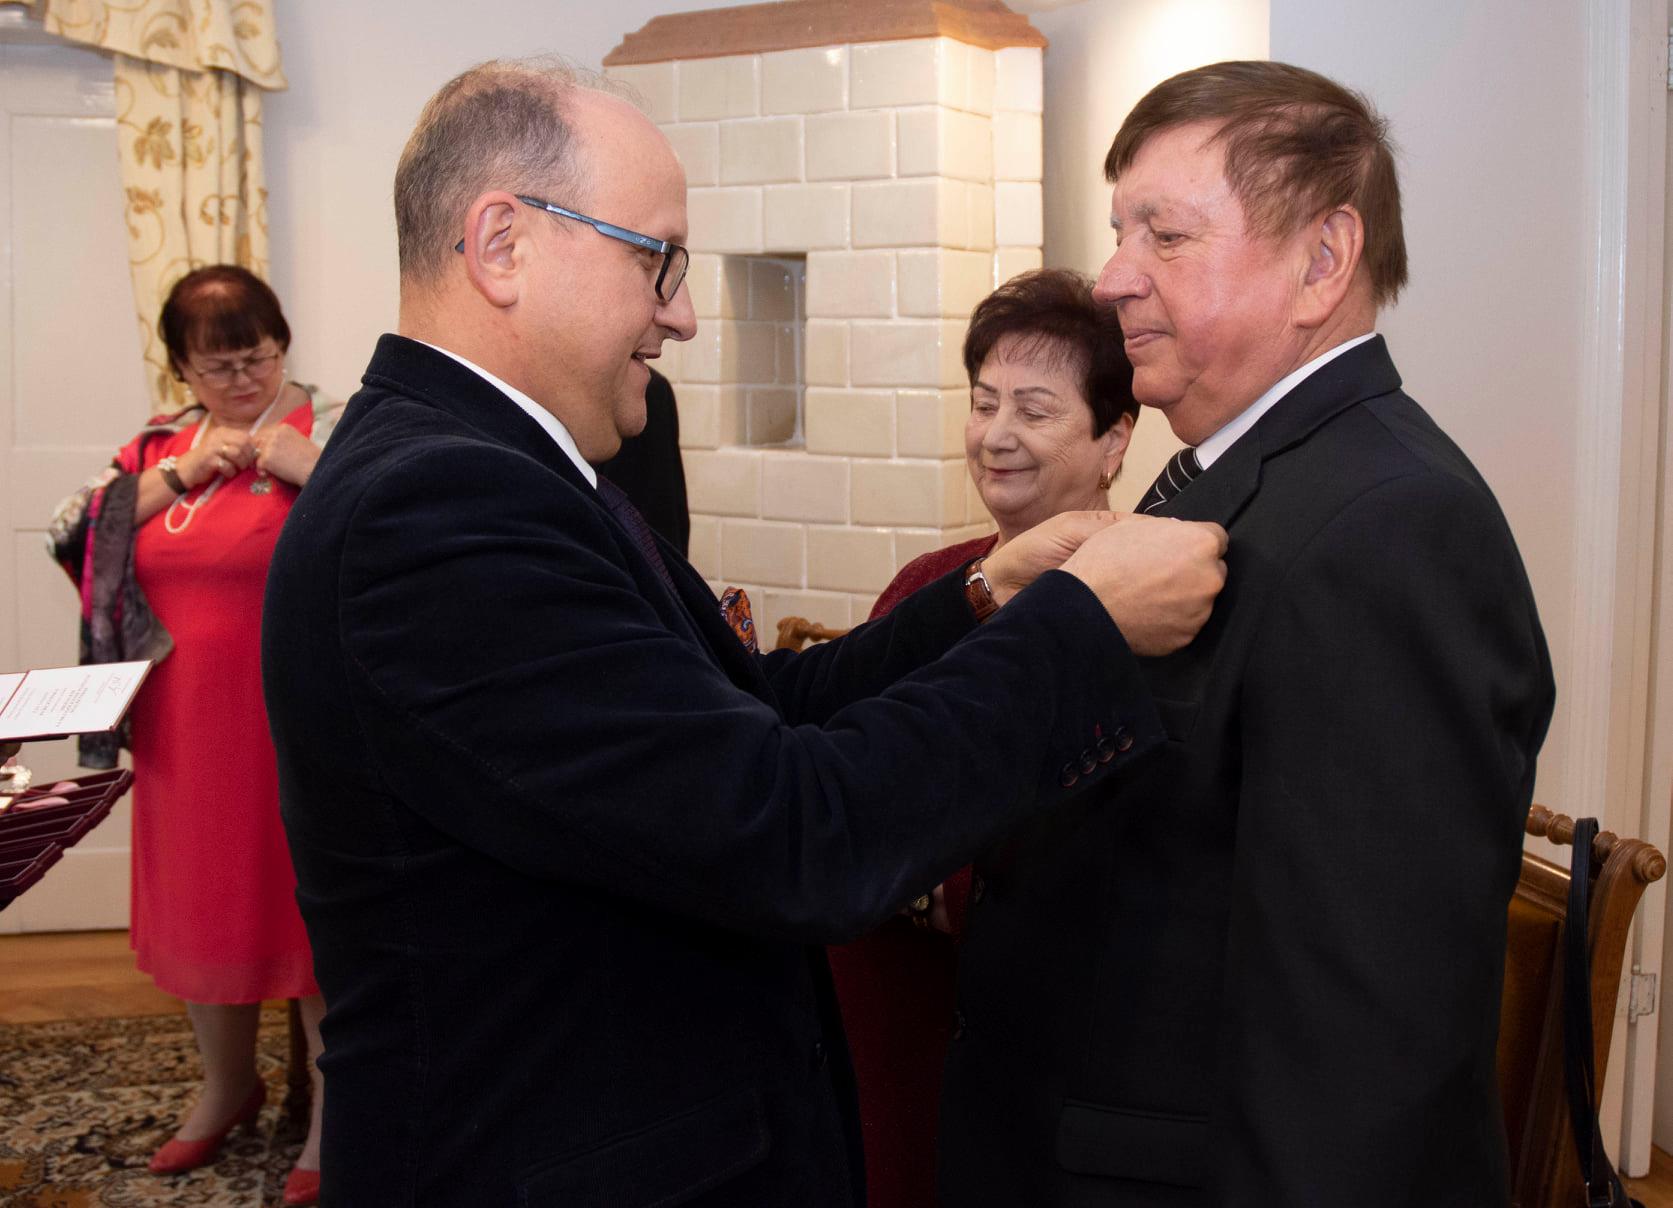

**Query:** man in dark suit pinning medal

left=259, top=58, right=1229, bottom=1207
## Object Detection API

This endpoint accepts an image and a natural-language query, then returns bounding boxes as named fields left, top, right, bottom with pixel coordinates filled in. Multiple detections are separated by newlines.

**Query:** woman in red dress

left=48, top=266, right=337, bottom=1206
left=827, top=269, right=1140, bottom=1206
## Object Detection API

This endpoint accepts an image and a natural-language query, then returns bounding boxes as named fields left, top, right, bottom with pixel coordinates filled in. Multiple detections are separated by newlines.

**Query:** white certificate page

left=0, top=661, right=152, bottom=742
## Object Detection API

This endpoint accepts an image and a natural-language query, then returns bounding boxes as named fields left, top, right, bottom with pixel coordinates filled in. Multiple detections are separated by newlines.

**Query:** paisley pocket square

left=719, top=587, right=759, bottom=654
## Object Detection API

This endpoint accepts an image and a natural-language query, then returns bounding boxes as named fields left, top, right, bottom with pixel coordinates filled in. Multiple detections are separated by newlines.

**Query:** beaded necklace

left=162, top=384, right=284, bottom=535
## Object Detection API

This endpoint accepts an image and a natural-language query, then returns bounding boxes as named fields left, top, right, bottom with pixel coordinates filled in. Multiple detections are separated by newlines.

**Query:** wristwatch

left=905, top=892, right=934, bottom=930
left=962, top=558, right=998, bottom=623
left=156, top=455, right=187, bottom=495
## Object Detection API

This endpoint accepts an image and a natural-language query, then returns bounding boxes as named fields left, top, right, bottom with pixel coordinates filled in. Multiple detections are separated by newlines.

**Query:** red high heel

left=282, top=1164, right=321, bottom=1205
left=148, top=1081, right=265, bottom=1174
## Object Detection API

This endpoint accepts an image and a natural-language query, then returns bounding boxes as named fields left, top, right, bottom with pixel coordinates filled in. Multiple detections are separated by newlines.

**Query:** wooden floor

left=0, top=928, right=181, bottom=1022
left=3, top=930, right=1673, bottom=1201
left=1633, top=1147, right=1673, bottom=1205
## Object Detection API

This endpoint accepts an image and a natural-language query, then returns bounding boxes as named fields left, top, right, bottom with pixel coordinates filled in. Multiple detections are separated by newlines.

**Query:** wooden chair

left=1499, top=804, right=1666, bottom=1207
left=774, top=615, right=851, bottom=652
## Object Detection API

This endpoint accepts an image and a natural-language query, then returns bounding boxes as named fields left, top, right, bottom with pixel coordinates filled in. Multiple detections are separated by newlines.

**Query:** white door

left=1648, top=9, right=1673, bottom=1164
left=0, top=22, right=151, bottom=933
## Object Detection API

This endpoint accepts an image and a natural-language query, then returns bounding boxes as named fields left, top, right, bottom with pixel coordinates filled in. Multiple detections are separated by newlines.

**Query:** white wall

left=1026, top=0, right=1269, bottom=506
left=1027, top=0, right=1667, bottom=1165
left=1267, top=0, right=1588, bottom=811
left=262, top=0, right=762, bottom=400
left=1026, top=0, right=1584, bottom=805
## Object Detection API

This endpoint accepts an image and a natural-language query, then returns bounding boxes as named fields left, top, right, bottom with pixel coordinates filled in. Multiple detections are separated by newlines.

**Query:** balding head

left=394, top=56, right=626, bottom=285
left=393, top=59, right=696, bottom=462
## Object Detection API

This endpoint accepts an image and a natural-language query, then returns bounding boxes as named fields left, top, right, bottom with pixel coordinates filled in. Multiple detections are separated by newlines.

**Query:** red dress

left=827, top=532, right=996, bottom=1208
left=122, top=402, right=318, bottom=1003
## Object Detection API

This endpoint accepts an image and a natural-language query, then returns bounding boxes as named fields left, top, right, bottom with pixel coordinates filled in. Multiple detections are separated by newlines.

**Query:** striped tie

left=1135, top=447, right=1203, bottom=514
left=598, top=477, right=678, bottom=594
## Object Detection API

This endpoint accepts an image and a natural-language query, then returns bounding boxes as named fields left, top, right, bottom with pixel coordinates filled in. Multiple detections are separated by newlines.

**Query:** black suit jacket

left=261, top=336, right=1163, bottom=1207
left=939, top=338, right=1555, bottom=1207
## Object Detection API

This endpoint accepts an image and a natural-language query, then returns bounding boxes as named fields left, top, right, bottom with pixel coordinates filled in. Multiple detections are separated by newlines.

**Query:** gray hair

left=394, top=56, right=632, bottom=283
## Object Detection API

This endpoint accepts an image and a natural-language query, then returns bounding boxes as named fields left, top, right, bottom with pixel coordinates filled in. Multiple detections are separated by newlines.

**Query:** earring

left=1098, top=471, right=1114, bottom=490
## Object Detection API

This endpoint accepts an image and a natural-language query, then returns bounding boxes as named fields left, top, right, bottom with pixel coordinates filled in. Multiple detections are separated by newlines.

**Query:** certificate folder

left=0, top=769, right=132, bottom=910
left=0, top=661, right=152, bottom=744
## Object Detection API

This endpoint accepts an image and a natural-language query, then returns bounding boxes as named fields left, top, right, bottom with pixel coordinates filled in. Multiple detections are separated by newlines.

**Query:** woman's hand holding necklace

left=134, top=427, right=255, bottom=524
left=250, top=424, right=321, bottom=487
left=179, top=428, right=256, bottom=487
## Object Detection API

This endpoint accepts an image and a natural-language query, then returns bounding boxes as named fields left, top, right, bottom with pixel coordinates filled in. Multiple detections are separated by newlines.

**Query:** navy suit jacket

left=939, top=337, right=1555, bottom=1207
left=261, top=335, right=1162, bottom=1207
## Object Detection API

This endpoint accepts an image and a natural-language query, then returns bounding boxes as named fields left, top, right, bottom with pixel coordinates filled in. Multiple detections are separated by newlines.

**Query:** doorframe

left=1578, top=0, right=1672, bottom=1174
left=1647, top=0, right=1673, bottom=1167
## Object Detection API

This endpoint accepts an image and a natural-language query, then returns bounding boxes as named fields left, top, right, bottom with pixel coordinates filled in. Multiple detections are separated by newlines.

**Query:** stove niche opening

left=714, top=253, right=806, bottom=448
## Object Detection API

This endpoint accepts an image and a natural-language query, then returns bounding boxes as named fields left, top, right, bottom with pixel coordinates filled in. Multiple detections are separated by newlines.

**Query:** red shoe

left=282, top=1165, right=321, bottom=1206
left=148, top=1081, right=265, bottom=1174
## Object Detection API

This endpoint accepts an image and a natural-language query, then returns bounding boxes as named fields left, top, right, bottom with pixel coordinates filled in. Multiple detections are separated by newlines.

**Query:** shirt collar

left=1194, top=332, right=1377, bottom=469
left=415, top=341, right=597, bottom=488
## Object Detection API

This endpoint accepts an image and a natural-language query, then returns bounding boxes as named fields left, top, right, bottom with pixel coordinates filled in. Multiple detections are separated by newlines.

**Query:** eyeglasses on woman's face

left=187, top=345, right=283, bottom=388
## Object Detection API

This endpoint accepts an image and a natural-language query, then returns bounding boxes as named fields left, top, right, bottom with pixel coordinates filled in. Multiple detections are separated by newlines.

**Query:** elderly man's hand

left=982, top=511, right=1118, bottom=605
left=0, top=742, right=20, bottom=763
left=1061, top=515, right=1228, bottom=656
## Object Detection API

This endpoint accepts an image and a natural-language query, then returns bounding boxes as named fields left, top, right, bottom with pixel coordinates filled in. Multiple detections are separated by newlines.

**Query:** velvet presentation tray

left=0, top=769, right=132, bottom=911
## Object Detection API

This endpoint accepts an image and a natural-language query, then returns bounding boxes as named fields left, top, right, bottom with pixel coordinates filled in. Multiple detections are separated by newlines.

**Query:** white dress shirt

left=418, top=340, right=597, bottom=488
left=1194, top=332, right=1377, bottom=469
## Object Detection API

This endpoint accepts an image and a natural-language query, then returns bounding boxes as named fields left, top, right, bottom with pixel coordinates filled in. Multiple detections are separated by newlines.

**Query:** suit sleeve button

left=1115, top=728, right=1134, bottom=753
left=1096, top=736, right=1116, bottom=763
left=1058, top=763, right=1078, bottom=788
left=971, top=874, right=987, bottom=904
left=1078, top=750, right=1097, bottom=774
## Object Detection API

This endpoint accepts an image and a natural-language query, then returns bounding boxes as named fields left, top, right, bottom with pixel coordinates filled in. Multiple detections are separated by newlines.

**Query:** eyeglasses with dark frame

left=187, top=346, right=283, bottom=388
left=453, top=194, right=690, bottom=303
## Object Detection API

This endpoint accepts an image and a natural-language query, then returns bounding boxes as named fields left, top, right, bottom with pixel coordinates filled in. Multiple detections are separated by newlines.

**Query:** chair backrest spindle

left=1500, top=804, right=1664, bottom=1207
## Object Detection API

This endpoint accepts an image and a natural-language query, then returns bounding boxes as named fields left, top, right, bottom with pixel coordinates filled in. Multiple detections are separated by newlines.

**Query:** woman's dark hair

left=962, top=269, right=1136, bottom=437
left=159, top=265, right=291, bottom=378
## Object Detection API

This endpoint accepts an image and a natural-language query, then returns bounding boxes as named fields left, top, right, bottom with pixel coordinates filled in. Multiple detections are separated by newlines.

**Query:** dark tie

left=597, top=477, right=677, bottom=595
left=1135, top=446, right=1203, bottom=514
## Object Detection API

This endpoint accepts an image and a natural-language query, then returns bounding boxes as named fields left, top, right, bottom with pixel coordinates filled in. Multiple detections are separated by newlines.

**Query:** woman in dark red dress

left=828, top=270, right=1140, bottom=1206
left=49, top=267, right=337, bottom=1206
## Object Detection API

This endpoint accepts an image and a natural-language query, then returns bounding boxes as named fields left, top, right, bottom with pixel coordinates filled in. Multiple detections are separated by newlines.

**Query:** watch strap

left=962, top=558, right=998, bottom=623
left=156, top=455, right=187, bottom=495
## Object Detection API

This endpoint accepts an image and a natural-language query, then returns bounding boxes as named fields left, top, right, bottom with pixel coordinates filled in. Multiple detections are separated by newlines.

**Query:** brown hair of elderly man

left=394, top=57, right=621, bottom=284
left=1105, top=60, right=1409, bottom=307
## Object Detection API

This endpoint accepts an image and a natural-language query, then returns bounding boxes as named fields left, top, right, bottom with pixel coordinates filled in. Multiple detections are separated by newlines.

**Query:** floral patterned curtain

left=1, top=0, right=285, bottom=410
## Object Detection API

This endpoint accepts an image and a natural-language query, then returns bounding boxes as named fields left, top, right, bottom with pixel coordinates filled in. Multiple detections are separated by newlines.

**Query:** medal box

left=0, top=769, right=132, bottom=910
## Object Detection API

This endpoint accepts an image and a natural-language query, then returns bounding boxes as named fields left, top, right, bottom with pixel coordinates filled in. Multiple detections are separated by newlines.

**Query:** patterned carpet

left=0, top=1008, right=307, bottom=1207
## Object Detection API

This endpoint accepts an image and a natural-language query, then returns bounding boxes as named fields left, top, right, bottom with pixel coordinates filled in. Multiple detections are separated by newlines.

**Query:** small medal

left=250, top=473, right=273, bottom=495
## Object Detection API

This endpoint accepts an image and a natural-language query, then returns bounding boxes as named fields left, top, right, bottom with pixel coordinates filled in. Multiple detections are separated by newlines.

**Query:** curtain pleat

left=4, top=0, right=284, bottom=411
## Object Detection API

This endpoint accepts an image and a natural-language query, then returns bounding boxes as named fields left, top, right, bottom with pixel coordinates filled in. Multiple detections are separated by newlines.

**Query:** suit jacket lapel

left=363, top=335, right=771, bottom=692
left=1162, top=435, right=1260, bottom=527
left=660, top=545, right=774, bottom=694
left=362, top=335, right=587, bottom=486
left=1156, top=335, right=1403, bottom=528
